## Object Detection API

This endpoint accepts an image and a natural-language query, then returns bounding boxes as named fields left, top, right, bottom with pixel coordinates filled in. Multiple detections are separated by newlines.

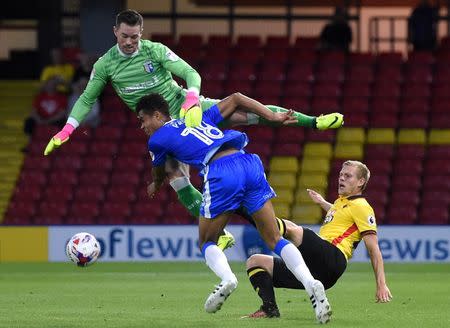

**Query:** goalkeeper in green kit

left=44, top=9, right=344, bottom=249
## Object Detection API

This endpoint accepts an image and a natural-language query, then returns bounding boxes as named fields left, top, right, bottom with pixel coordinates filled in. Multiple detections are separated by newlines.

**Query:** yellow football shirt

left=319, top=195, right=377, bottom=260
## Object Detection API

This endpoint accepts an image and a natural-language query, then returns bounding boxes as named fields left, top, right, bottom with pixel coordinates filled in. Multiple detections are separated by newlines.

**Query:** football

left=66, top=232, right=101, bottom=267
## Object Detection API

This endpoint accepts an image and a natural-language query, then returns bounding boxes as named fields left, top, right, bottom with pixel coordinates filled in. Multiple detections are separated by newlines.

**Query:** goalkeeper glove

left=44, top=123, right=75, bottom=156
left=185, top=105, right=203, bottom=128
left=180, top=90, right=202, bottom=126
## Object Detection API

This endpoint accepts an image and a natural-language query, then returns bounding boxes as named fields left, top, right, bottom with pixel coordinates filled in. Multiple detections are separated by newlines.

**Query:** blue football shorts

left=200, top=151, right=276, bottom=219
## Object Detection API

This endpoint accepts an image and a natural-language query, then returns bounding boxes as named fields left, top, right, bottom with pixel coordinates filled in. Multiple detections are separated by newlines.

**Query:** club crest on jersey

left=143, top=61, right=154, bottom=73
left=324, top=210, right=336, bottom=224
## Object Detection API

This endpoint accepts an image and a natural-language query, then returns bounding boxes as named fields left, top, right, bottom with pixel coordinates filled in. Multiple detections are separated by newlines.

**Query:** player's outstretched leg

left=204, top=279, right=238, bottom=313
left=310, top=280, right=332, bottom=324
left=258, top=105, right=344, bottom=130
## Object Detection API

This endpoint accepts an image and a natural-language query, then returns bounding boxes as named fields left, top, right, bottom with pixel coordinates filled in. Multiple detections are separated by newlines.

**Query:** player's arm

left=363, top=233, right=393, bottom=303
left=217, top=93, right=296, bottom=124
left=306, top=188, right=333, bottom=211
left=157, top=43, right=201, bottom=117
left=44, top=59, right=108, bottom=156
left=147, top=165, right=166, bottom=198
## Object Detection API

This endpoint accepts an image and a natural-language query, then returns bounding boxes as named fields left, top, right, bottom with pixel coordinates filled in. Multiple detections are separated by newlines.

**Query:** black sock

left=247, top=266, right=278, bottom=309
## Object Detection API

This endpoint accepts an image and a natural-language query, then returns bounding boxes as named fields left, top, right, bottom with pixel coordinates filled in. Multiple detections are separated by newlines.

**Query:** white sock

left=279, top=242, right=315, bottom=295
left=204, top=244, right=236, bottom=282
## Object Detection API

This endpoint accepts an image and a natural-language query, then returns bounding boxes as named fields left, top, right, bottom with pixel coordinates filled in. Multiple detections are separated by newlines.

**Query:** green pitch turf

left=0, top=262, right=449, bottom=328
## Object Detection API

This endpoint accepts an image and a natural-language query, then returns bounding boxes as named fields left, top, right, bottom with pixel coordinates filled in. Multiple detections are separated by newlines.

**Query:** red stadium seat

left=294, top=36, right=319, bottom=50
left=105, top=186, right=137, bottom=203
left=341, top=97, right=370, bottom=113
left=78, top=171, right=110, bottom=187
left=33, top=125, right=60, bottom=141
left=58, top=141, right=88, bottom=156
left=207, top=34, right=233, bottom=49
left=271, top=143, right=302, bottom=156
left=364, top=159, right=393, bottom=177
left=244, top=142, right=272, bottom=158
left=99, top=202, right=131, bottom=223
left=395, top=144, right=425, bottom=160
left=391, top=175, right=421, bottom=191
left=51, top=156, right=83, bottom=171
left=17, top=171, right=47, bottom=186
left=73, top=186, right=105, bottom=203
left=392, top=159, right=423, bottom=176
left=377, top=52, right=403, bottom=66
left=385, top=205, right=417, bottom=224
left=284, top=81, right=312, bottom=98
left=372, top=82, right=401, bottom=98
left=365, top=144, right=395, bottom=160
left=12, top=185, right=41, bottom=203
left=245, top=126, right=274, bottom=143
left=318, top=51, right=346, bottom=65
left=253, top=81, right=283, bottom=98
left=426, top=145, right=450, bottom=160
left=344, top=112, right=369, bottom=127
left=305, top=129, right=336, bottom=142
left=122, top=127, right=146, bottom=142
left=422, top=174, right=450, bottom=192
left=313, top=82, right=342, bottom=98
left=346, top=65, right=374, bottom=82
left=114, top=156, right=145, bottom=172
left=150, top=33, right=176, bottom=49
left=236, top=35, right=262, bottom=49
left=178, top=34, right=203, bottom=48
left=407, top=51, right=434, bottom=65
left=119, top=142, right=148, bottom=157
left=369, top=112, right=398, bottom=128
left=315, top=66, right=345, bottom=82
left=265, top=35, right=290, bottom=49
left=274, top=126, right=305, bottom=143
left=67, top=202, right=100, bottom=224
left=83, top=156, right=114, bottom=172
left=132, top=201, right=164, bottom=219
left=418, top=207, right=449, bottom=225
left=93, top=126, right=123, bottom=141
left=285, top=64, right=314, bottom=82
left=34, top=201, right=68, bottom=224
left=48, top=171, right=78, bottom=186
left=4, top=202, right=35, bottom=224
left=365, top=174, right=390, bottom=191
left=421, top=191, right=450, bottom=207
left=342, top=82, right=371, bottom=98
left=42, top=185, right=74, bottom=202
left=424, top=159, right=450, bottom=175
left=348, top=52, right=376, bottom=66
left=389, top=191, right=420, bottom=207
left=89, top=141, right=119, bottom=156
left=110, top=172, right=140, bottom=187
left=22, top=155, right=51, bottom=171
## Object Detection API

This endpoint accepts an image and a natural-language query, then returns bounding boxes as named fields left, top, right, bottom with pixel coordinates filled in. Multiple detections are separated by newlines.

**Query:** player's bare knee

left=246, top=254, right=264, bottom=269
left=246, top=254, right=274, bottom=275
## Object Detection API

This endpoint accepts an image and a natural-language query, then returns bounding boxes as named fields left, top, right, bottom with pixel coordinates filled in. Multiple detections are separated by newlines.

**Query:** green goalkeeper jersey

left=68, top=40, right=204, bottom=123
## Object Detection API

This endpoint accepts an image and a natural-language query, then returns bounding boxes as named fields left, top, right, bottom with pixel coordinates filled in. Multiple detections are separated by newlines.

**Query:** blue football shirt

left=147, top=105, right=248, bottom=172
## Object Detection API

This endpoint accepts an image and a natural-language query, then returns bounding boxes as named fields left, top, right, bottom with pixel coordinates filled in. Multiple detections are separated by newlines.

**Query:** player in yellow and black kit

left=244, top=160, right=392, bottom=320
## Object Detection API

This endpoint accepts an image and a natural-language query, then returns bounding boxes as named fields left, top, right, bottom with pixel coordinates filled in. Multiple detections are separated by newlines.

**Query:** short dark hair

left=136, top=93, right=170, bottom=117
left=116, top=9, right=143, bottom=28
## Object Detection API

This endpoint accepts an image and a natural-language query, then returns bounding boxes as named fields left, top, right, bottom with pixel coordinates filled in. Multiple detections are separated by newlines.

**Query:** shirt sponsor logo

left=89, top=68, right=95, bottom=80
left=166, top=51, right=179, bottom=61
left=324, top=210, right=336, bottom=224
left=143, top=61, right=154, bottom=73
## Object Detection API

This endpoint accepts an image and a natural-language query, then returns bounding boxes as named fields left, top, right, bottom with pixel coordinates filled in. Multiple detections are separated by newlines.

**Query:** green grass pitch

left=0, top=262, right=449, bottom=328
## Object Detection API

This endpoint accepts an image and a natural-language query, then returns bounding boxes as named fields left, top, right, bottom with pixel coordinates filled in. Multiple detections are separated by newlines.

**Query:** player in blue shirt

left=136, top=93, right=332, bottom=323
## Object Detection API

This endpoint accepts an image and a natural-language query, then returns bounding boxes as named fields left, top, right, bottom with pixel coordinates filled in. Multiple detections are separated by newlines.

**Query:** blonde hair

left=343, top=160, right=370, bottom=191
